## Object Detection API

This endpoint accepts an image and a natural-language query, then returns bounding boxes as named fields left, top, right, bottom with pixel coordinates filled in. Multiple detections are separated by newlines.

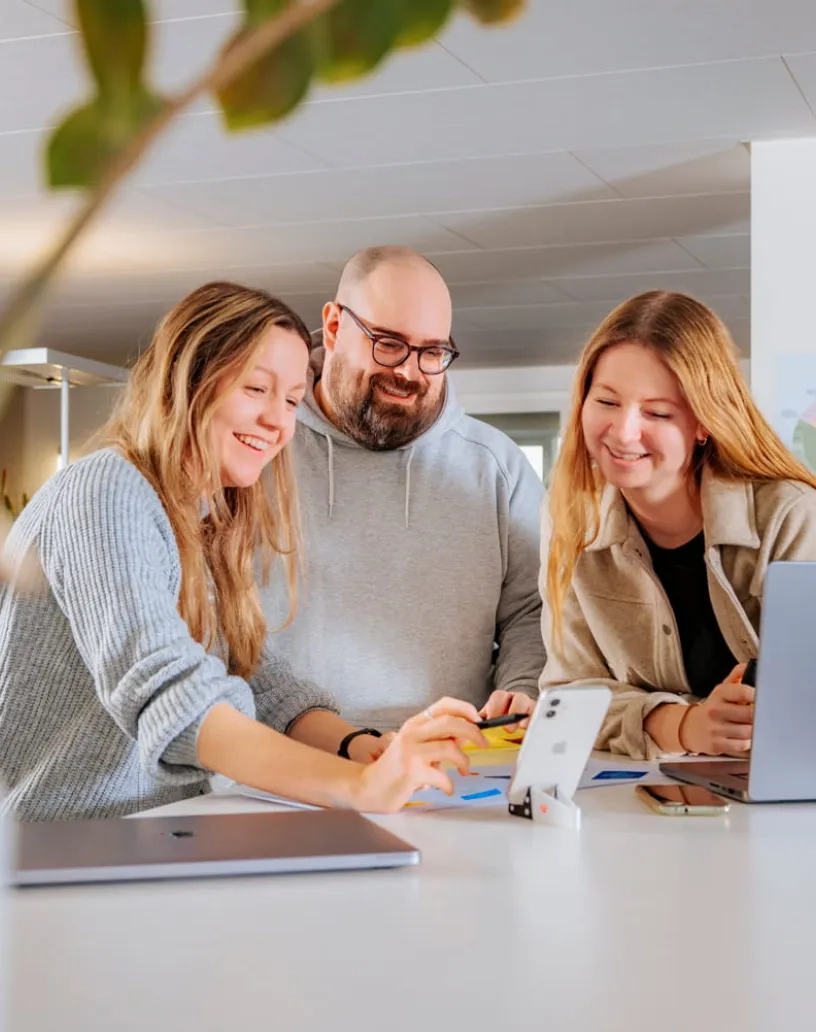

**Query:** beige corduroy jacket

left=539, top=470, right=816, bottom=759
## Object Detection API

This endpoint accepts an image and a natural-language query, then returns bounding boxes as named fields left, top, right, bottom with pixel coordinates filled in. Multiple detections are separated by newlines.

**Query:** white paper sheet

left=577, top=757, right=669, bottom=790
left=234, top=765, right=516, bottom=814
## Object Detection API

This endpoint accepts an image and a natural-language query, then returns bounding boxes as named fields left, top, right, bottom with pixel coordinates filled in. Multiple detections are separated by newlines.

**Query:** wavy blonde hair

left=104, top=281, right=312, bottom=679
left=547, top=290, right=816, bottom=651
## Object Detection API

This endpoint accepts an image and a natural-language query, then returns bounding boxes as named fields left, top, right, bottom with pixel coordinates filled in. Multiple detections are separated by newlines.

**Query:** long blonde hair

left=547, top=290, right=816, bottom=650
left=104, top=281, right=312, bottom=679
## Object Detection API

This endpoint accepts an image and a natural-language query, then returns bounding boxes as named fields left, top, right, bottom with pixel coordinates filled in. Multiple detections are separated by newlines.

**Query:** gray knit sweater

left=0, top=449, right=338, bottom=821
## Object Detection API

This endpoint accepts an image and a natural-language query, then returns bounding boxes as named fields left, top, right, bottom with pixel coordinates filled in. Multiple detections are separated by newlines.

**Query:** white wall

left=0, top=386, right=26, bottom=509
left=450, top=364, right=574, bottom=422
left=750, top=138, right=816, bottom=422
left=0, top=350, right=754, bottom=505
left=452, top=360, right=752, bottom=422
left=1, top=385, right=122, bottom=501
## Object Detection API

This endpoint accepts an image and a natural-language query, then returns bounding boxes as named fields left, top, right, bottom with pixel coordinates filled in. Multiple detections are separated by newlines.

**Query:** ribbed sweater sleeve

left=40, top=453, right=258, bottom=779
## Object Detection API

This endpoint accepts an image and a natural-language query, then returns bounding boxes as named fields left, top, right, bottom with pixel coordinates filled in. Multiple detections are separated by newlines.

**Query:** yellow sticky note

left=463, top=725, right=524, bottom=765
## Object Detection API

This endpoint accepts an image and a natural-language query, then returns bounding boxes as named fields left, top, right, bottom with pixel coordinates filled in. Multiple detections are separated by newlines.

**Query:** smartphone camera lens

left=549, top=698, right=561, bottom=706
left=545, top=709, right=557, bottom=719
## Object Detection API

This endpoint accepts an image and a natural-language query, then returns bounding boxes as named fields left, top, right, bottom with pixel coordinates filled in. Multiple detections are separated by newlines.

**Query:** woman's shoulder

left=751, top=476, right=816, bottom=511
left=749, top=477, right=816, bottom=539
left=26, top=448, right=171, bottom=535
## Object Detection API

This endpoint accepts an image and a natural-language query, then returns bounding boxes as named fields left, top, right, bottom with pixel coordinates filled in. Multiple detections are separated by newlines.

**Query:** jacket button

left=662, top=624, right=671, bottom=635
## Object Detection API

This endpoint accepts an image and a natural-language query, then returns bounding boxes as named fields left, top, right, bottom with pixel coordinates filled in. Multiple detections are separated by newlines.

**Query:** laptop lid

left=748, top=561, right=816, bottom=802
left=13, top=809, right=420, bottom=887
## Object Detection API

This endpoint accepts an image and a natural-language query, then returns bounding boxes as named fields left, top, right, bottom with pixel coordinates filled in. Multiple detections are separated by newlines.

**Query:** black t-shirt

left=643, top=531, right=736, bottom=698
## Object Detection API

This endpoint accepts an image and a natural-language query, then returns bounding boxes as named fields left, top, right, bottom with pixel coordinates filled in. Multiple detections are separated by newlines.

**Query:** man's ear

left=322, top=301, right=340, bottom=354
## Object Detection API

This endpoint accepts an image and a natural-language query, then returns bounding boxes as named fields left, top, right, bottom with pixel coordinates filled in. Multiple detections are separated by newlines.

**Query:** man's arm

left=492, top=450, right=547, bottom=699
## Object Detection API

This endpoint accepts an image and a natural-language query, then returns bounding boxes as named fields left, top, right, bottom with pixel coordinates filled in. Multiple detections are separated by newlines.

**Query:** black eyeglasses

left=338, top=304, right=459, bottom=376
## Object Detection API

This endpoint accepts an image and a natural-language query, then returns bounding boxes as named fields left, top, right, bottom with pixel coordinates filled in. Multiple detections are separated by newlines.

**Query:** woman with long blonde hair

left=542, top=290, right=816, bottom=760
left=0, top=281, right=483, bottom=820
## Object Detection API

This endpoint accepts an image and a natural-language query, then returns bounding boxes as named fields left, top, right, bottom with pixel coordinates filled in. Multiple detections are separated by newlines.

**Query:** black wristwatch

left=338, top=728, right=383, bottom=759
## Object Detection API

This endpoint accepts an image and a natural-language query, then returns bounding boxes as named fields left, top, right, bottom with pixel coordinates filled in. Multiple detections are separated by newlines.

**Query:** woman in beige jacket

left=541, top=290, right=816, bottom=760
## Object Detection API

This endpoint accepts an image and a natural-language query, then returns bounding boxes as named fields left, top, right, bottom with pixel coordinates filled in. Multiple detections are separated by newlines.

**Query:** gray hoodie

left=261, top=350, right=546, bottom=730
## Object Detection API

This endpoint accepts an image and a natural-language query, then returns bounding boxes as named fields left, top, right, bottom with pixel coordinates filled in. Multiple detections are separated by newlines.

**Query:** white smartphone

left=507, top=685, right=611, bottom=807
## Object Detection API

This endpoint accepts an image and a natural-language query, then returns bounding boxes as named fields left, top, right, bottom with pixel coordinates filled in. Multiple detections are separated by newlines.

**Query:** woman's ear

left=695, top=426, right=710, bottom=447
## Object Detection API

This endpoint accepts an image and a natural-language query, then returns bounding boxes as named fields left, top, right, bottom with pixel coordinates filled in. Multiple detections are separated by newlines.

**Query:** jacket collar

left=586, top=466, right=760, bottom=552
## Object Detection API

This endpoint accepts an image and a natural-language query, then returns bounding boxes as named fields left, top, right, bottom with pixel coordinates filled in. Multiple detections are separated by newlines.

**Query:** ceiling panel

left=45, top=261, right=340, bottom=308
left=0, top=30, right=85, bottom=133
left=149, top=12, right=234, bottom=99
left=0, top=2, right=792, bottom=370
left=0, top=128, right=47, bottom=192
left=143, top=150, right=614, bottom=224
left=116, top=215, right=477, bottom=273
left=20, top=1, right=74, bottom=24
left=456, top=300, right=618, bottom=331
left=676, top=233, right=751, bottom=268
left=431, top=192, right=750, bottom=249
left=277, top=58, right=814, bottom=167
left=573, top=140, right=751, bottom=198
left=431, top=239, right=701, bottom=284
left=454, top=294, right=752, bottom=331
left=728, top=318, right=752, bottom=353
left=453, top=326, right=599, bottom=367
left=553, top=267, right=751, bottom=302
left=0, top=189, right=228, bottom=278
left=440, top=0, right=816, bottom=82
left=312, top=42, right=482, bottom=101
left=149, top=1, right=238, bottom=18
left=449, top=279, right=575, bottom=307
left=132, top=113, right=327, bottom=186
left=26, top=0, right=236, bottom=27
left=0, top=0, right=71, bottom=39
left=784, top=52, right=816, bottom=111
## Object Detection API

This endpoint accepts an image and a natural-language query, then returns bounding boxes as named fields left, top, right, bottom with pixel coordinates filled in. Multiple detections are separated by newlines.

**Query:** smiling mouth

left=376, top=382, right=417, bottom=401
left=234, top=433, right=271, bottom=453
left=605, top=444, right=648, bottom=463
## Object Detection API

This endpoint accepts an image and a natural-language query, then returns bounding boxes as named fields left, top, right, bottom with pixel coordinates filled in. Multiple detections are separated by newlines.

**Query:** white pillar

left=60, top=372, right=69, bottom=471
left=751, top=139, right=816, bottom=468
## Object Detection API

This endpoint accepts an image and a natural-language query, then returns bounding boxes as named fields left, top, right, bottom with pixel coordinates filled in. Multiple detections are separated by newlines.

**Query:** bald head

left=336, top=246, right=447, bottom=307
left=317, top=245, right=455, bottom=450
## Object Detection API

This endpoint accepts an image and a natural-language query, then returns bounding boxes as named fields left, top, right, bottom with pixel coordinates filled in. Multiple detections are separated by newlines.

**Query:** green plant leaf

left=396, top=0, right=454, bottom=47
left=459, top=0, right=527, bottom=24
left=47, top=90, right=164, bottom=189
left=216, top=25, right=314, bottom=131
left=243, top=0, right=292, bottom=28
left=75, top=0, right=150, bottom=101
left=312, top=0, right=400, bottom=84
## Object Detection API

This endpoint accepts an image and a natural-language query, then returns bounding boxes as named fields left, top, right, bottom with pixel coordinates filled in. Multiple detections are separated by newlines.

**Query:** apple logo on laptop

left=552, top=741, right=567, bottom=755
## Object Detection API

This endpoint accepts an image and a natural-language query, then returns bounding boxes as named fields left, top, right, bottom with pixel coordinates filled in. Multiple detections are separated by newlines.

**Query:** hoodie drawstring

left=404, top=447, right=414, bottom=529
left=324, top=434, right=413, bottom=527
left=326, top=433, right=335, bottom=519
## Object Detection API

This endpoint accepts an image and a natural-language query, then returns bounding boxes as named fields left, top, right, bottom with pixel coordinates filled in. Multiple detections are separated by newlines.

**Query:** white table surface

left=9, top=757, right=816, bottom=1032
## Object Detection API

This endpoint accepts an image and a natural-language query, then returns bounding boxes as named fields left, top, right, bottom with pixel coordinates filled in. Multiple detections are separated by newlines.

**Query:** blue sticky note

left=461, top=788, right=504, bottom=801
left=592, top=770, right=647, bottom=781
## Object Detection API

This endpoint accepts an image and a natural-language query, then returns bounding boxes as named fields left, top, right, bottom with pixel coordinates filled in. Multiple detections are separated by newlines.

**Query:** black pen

left=477, top=712, right=528, bottom=730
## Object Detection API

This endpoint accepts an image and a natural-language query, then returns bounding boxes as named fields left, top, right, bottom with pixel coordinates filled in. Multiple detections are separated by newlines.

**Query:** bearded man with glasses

left=261, top=246, right=545, bottom=754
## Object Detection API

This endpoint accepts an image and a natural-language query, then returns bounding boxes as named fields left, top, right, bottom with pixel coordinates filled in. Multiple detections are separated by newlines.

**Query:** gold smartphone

left=636, top=783, right=730, bottom=816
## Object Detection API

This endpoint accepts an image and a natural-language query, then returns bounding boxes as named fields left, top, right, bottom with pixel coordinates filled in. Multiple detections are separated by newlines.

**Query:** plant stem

left=0, top=0, right=343, bottom=351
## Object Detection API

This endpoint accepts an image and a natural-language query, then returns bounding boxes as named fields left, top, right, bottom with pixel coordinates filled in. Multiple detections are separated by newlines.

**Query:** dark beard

left=324, top=358, right=443, bottom=451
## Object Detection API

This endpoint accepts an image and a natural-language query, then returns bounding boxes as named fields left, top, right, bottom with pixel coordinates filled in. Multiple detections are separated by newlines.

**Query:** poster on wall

left=776, top=355, right=816, bottom=473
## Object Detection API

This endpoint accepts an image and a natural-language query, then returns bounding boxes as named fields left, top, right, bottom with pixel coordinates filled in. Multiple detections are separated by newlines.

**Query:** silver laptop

left=661, top=561, right=816, bottom=803
left=13, top=809, right=420, bottom=887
